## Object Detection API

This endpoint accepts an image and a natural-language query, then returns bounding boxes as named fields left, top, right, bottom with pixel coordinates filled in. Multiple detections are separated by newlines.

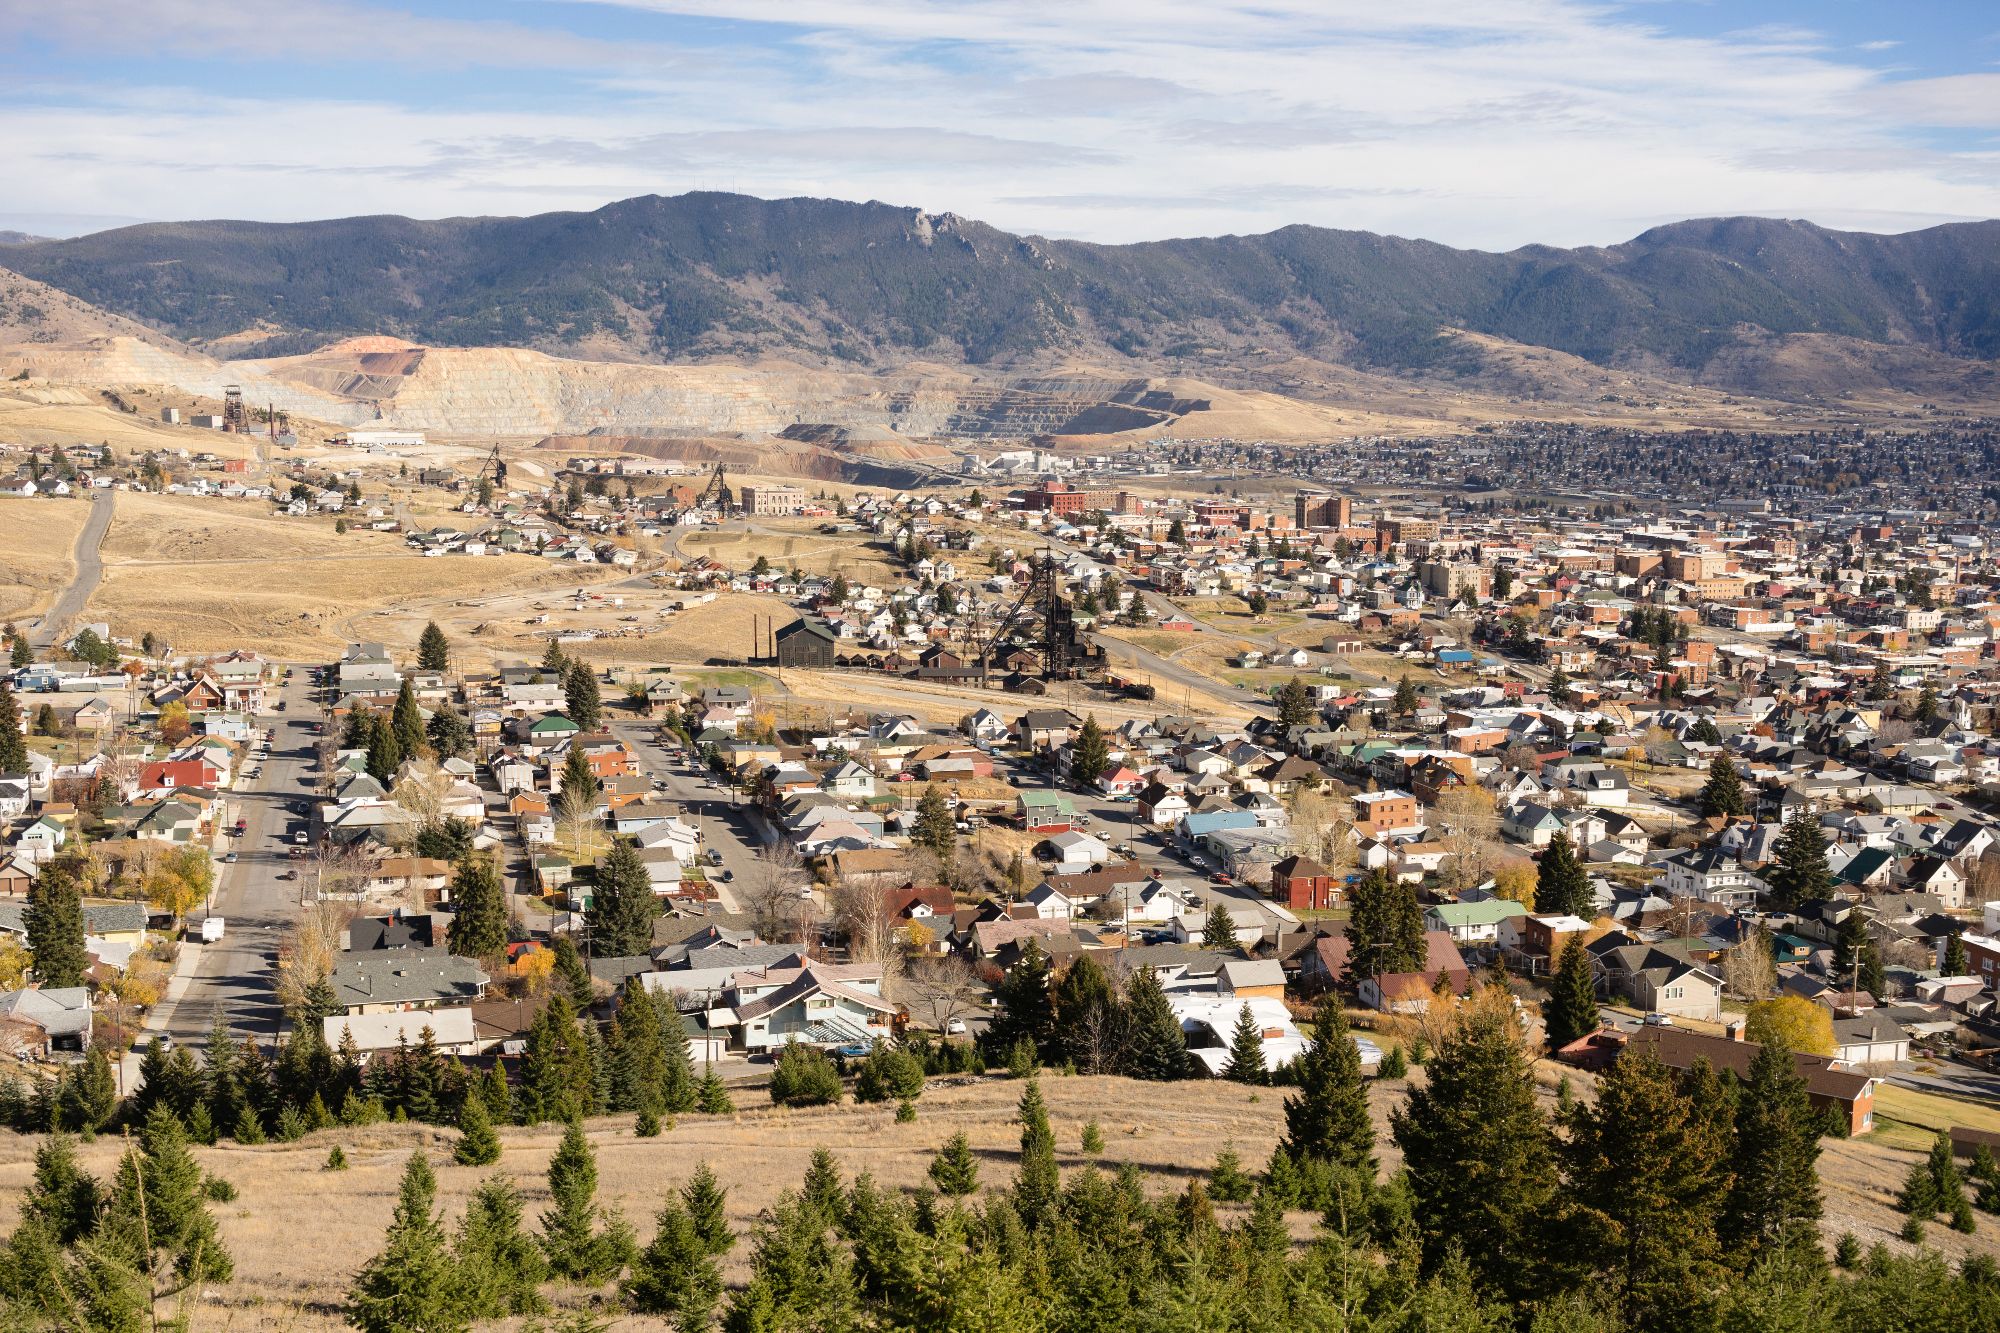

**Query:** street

left=154, top=675, right=320, bottom=1051
left=608, top=717, right=771, bottom=915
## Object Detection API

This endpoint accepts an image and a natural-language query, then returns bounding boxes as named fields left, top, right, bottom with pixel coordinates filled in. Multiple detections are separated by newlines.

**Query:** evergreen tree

left=447, top=852, right=507, bottom=959
left=1013, top=1078, right=1060, bottom=1228
left=417, top=621, right=451, bottom=673
left=0, top=683, right=27, bottom=772
left=22, top=1132, right=100, bottom=1245
left=454, top=1173, right=547, bottom=1319
left=1763, top=811, right=1833, bottom=912
left=454, top=1093, right=502, bottom=1167
left=1221, top=1002, right=1267, bottom=1085
left=555, top=745, right=600, bottom=822
left=696, top=1066, right=734, bottom=1115
left=1701, top=753, right=1746, bottom=818
left=853, top=1040, right=925, bottom=1105
left=1120, top=966, right=1190, bottom=1080
left=1281, top=992, right=1374, bottom=1174
left=656, top=998, right=699, bottom=1113
left=565, top=660, right=603, bottom=732
left=552, top=933, right=594, bottom=1008
left=1534, top=832, right=1593, bottom=919
left=930, top=1131, right=980, bottom=1196
left=588, top=838, right=661, bottom=958
left=1051, top=953, right=1120, bottom=1074
left=1561, top=1045, right=1732, bottom=1328
left=1724, top=1036, right=1824, bottom=1262
left=1946, top=931, right=1971, bottom=978
left=1277, top=676, right=1315, bottom=730
left=391, top=676, right=426, bottom=759
left=722, top=1191, right=859, bottom=1331
left=425, top=704, right=472, bottom=760
left=520, top=994, right=596, bottom=1124
left=626, top=1200, right=724, bottom=1325
left=1343, top=867, right=1424, bottom=981
left=986, top=940, right=1055, bottom=1061
left=1392, top=1001, right=1557, bottom=1304
left=682, top=1161, right=733, bottom=1255
left=540, top=639, right=569, bottom=677
left=347, top=1152, right=462, bottom=1333
left=609, top=978, right=669, bottom=1114
left=364, top=714, right=402, bottom=786
left=1068, top=715, right=1110, bottom=788
left=911, top=784, right=956, bottom=864
left=24, top=862, right=88, bottom=988
left=1543, top=937, right=1600, bottom=1051
left=769, top=1043, right=842, bottom=1107
left=540, top=1121, right=634, bottom=1284
left=1201, top=902, right=1241, bottom=951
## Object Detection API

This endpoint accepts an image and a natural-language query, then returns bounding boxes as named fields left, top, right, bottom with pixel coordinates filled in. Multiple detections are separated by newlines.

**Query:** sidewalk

left=116, top=941, right=206, bottom=1096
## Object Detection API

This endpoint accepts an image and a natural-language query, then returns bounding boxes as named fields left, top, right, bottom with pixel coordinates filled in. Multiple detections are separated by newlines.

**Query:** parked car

left=1641, top=1013, right=1675, bottom=1027
left=223, top=852, right=237, bottom=864
left=945, top=1017, right=967, bottom=1036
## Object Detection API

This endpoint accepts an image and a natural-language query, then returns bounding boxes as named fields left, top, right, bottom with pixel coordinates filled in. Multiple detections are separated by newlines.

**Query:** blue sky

left=2, top=0, right=1997, bottom=247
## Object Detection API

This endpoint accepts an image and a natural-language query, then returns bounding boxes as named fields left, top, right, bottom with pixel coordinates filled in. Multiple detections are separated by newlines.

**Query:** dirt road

left=30, top=489, right=112, bottom=648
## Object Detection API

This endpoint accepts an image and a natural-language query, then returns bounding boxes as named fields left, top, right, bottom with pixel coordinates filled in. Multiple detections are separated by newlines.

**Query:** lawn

left=1870, top=1082, right=2000, bottom=1153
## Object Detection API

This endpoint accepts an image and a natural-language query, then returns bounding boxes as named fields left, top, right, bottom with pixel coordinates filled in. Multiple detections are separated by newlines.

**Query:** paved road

left=30, top=490, right=113, bottom=649
left=154, top=677, right=320, bottom=1052
left=608, top=716, right=769, bottom=915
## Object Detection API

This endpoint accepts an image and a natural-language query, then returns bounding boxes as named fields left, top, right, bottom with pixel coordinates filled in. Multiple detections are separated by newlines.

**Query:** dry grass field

left=677, top=524, right=903, bottom=587
left=87, top=491, right=588, bottom=658
left=0, top=496, right=87, bottom=622
left=0, top=1069, right=1982, bottom=1329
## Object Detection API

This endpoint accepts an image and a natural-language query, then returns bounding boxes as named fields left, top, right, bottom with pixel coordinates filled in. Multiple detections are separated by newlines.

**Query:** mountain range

left=3, top=193, right=1999, bottom=397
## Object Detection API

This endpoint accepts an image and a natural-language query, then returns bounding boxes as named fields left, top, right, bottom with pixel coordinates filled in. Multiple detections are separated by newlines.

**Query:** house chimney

left=1725, top=1019, right=1745, bottom=1042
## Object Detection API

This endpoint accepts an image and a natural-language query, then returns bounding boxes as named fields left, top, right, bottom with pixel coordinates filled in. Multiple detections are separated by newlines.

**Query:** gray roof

left=0, top=900, right=146, bottom=937
left=329, top=947, right=488, bottom=1010
left=0, top=986, right=92, bottom=1037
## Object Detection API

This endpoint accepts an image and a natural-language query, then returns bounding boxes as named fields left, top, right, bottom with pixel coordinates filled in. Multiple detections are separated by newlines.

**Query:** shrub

left=768, top=1044, right=842, bottom=1107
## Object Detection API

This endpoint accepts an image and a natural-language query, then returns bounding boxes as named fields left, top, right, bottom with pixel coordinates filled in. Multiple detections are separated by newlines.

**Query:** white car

left=945, top=1017, right=967, bottom=1036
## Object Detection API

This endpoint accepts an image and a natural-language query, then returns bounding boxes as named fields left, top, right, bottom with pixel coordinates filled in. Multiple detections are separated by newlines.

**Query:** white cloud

left=0, top=0, right=1995, bottom=246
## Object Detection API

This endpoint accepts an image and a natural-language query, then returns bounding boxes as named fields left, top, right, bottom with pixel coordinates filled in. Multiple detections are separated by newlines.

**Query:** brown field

left=0, top=1069, right=1983, bottom=1329
left=0, top=389, right=267, bottom=460
left=0, top=497, right=88, bottom=622
left=677, top=523, right=904, bottom=587
left=88, top=491, right=591, bottom=659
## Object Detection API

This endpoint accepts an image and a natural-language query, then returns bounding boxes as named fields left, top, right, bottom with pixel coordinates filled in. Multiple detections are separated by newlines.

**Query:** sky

left=2, top=0, right=1998, bottom=249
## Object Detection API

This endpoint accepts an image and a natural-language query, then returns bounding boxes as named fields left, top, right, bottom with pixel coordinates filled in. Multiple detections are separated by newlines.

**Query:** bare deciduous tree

left=1721, top=929, right=1775, bottom=1000
left=900, top=954, right=980, bottom=1035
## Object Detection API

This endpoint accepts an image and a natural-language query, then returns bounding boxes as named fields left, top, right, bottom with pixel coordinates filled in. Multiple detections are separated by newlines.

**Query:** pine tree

left=1209, top=1145, right=1254, bottom=1203
left=1013, top=1078, right=1061, bottom=1228
left=417, top=621, right=451, bottom=673
left=1561, top=1044, right=1732, bottom=1328
left=520, top=994, right=595, bottom=1124
left=682, top=1161, right=733, bottom=1255
left=768, top=1043, right=842, bottom=1107
left=1120, top=966, right=1190, bottom=1080
left=1051, top=953, right=1120, bottom=1074
left=1394, top=675, right=1420, bottom=715
left=454, top=1093, right=502, bottom=1166
left=425, top=704, right=472, bottom=759
left=1543, top=937, right=1600, bottom=1051
left=540, top=1121, right=634, bottom=1284
left=0, top=683, right=28, bottom=772
left=1391, top=1001, right=1557, bottom=1304
left=1701, top=753, right=1746, bottom=818
left=391, top=676, right=426, bottom=759
left=986, top=939, right=1054, bottom=1062
left=1723, top=1036, right=1824, bottom=1261
left=696, top=1067, right=733, bottom=1115
left=1343, top=867, right=1424, bottom=980
left=447, top=852, right=507, bottom=958
left=1946, top=931, right=1972, bottom=977
left=853, top=1040, right=925, bottom=1105
left=565, top=660, right=603, bottom=732
left=1534, top=832, right=1593, bottom=918
left=657, top=999, right=699, bottom=1113
left=1221, top=1002, right=1267, bottom=1084
left=364, top=714, right=402, bottom=785
left=24, top=862, right=88, bottom=988
left=609, top=978, right=670, bottom=1114
left=627, top=1200, right=724, bottom=1324
left=1281, top=992, right=1374, bottom=1173
left=1068, top=715, right=1110, bottom=788
left=588, top=838, right=660, bottom=958
left=1201, top=902, right=1240, bottom=951
left=347, top=1152, right=462, bottom=1333
left=22, top=1131, right=101, bottom=1244
left=1277, top=676, right=1315, bottom=730
left=912, top=784, right=956, bottom=864
left=454, top=1173, right=547, bottom=1318
left=1763, top=811, right=1833, bottom=912
left=930, top=1131, right=980, bottom=1196
left=552, top=934, right=594, bottom=1007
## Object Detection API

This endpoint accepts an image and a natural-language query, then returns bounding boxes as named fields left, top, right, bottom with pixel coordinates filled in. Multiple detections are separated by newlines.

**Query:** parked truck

left=197, top=917, right=225, bottom=944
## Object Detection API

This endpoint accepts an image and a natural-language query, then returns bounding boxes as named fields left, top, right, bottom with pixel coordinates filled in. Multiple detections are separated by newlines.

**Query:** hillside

left=5, top=195, right=1999, bottom=393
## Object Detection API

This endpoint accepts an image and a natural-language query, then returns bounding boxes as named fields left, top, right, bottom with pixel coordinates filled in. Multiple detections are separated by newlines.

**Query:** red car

left=1209, top=872, right=1233, bottom=886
